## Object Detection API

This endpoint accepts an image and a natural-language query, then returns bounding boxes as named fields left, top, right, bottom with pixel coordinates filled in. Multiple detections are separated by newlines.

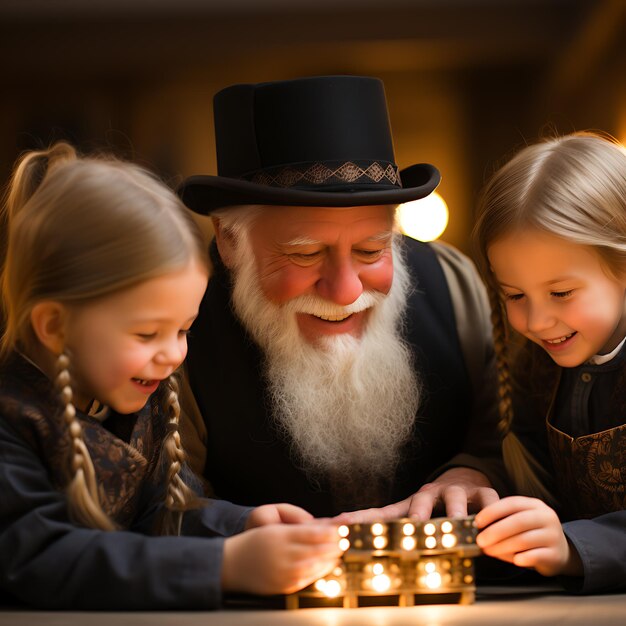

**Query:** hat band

left=239, top=160, right=401, bottom=190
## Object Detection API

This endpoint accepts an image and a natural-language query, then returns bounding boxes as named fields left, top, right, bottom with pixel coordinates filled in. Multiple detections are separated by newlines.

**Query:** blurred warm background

left=1, top=0, right=624, bottom=253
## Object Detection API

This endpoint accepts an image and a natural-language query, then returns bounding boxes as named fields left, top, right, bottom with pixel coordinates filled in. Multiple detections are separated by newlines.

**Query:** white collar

left=588, top=335, right=626, bottom=365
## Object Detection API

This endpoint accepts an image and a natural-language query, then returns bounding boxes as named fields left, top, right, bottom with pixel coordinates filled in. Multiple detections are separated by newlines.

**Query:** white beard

left=229, top=232, right=421, bottom=495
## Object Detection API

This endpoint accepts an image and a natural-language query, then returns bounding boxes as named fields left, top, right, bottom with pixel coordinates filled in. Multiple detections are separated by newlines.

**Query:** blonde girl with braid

left=0, top=143, right=341, bottom=609
left=472, top=132, right=626, bottom=594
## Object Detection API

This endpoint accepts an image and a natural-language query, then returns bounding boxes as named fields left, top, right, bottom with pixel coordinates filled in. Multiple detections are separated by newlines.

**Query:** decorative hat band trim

left=240, top=160, right=401, bottom=189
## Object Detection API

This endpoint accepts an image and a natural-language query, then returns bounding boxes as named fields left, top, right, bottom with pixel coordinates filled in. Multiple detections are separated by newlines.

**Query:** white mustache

left=282, top=291, right=386, bottom=318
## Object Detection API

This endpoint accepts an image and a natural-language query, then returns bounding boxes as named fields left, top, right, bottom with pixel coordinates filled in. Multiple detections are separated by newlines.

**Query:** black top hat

left=179, top=76, right=440, bottom=214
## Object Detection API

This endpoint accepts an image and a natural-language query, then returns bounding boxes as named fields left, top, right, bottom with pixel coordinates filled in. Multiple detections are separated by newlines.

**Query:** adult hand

left=475, top=496, right=583, bottom=577
left=333, top=467, right=499, bottom=524
left=246, top=503, right=314, bottom=529
left=222, top=523, right=341, bottom=595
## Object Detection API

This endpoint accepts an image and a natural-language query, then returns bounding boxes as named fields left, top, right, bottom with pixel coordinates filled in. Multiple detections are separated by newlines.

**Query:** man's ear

left=30, top=301, right=68, bottom=355
left=212, top=216, right=237, bottom=269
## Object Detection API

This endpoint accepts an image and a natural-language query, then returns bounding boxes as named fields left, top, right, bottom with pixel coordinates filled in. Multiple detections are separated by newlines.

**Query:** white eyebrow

left=281, top=236, right=322, bottom=246
left=367, top=231, right=393, bottom=242
left=281, top=232, right=393, bottom=246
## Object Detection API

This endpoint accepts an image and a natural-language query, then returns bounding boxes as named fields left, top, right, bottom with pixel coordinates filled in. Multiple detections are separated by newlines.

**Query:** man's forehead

left=263, top=206, right=394, bottom=243
left=255, top=203, right=395, bottom=226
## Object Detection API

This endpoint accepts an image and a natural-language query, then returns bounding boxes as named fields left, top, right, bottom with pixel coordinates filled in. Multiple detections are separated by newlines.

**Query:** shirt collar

left=588, top=335, right=626, bottom=365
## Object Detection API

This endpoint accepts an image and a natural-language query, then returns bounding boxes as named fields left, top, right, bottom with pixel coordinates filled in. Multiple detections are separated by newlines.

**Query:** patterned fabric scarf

left=0, top=352, right=167, bottom=527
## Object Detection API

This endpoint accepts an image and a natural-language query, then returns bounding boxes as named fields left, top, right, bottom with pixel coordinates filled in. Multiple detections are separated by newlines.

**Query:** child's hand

left=245, top=503, right=314, bottom=529
left=222, top=523, right=342, bottom=595
left=475, top=496, right=582, bottom=577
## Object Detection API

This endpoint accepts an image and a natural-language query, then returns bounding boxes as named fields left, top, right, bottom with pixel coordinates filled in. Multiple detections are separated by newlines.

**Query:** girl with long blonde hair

left=472, top=132, right=626, bottom=594
left=0, top=143, right=340, bottom=609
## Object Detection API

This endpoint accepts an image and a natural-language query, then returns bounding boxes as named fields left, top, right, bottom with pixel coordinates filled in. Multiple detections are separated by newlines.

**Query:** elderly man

left=179, top=75, right=503, bottom=520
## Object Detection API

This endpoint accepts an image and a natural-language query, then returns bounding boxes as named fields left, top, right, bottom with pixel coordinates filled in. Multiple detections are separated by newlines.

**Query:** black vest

left=186, top=236, right=471, bottom=516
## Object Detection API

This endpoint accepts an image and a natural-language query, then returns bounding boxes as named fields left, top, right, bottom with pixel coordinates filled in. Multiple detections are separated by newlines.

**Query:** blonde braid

left=157, top=373, right=200, bottom=536
left=55, top=353, right=115, bottom=530
left=487, top=285, right=555, bottom=502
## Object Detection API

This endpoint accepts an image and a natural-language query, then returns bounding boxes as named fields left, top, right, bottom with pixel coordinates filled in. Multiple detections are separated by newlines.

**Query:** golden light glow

left=324, top=579, right=342, bottom=598
left=401, top=536, right=417, bottom=551
left=372, top=563, right=384, bottom=575
left=373, top=536, right=387, bottom=549
left=314, top=578, right=343, bottom=598
left=425, top=536, right=437, bottom=549
left=338, top=525, right=350, bottom=538
left=441, top=534, right=457, bottom=549
left=371, top=523, right=384, bottom=536
left=402, top=523, right=415, bottom=535
left=371, top=574, right=391, bottom=593
left=423, top=523, right=436, bottom=536
left=339, top=538, right=350, bottom=551
left=424, top=572, right=442, bottom=589
left=396, top=192, right=449, bottom=242
left=425, top=561, right=436, bottom=574
left=441, top=521, right=453, bottom=533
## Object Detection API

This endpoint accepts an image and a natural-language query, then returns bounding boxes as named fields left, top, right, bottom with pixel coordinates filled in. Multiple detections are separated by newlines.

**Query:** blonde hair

left=0, top=142, right=209, bottom=534
left=472, top=131, right=626, bottom=500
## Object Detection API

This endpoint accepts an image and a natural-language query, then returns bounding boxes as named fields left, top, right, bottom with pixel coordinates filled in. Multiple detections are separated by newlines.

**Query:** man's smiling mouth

left=313, top=313, right=352, bottom=322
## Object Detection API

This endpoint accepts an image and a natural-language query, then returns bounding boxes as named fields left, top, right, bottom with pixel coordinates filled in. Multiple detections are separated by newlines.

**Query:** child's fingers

left=479, top=528, right=547, bottom=558
left=475, top=496, right=539, bottom=529
left=281, top=556, right=341, bottom=594
left=280, top=523, right=342, bottom=545
left=274, top=503, right=315, bottom=524
left=512, top=547, right=549, bottom=569
left=477, top=509, right=544, bottom=548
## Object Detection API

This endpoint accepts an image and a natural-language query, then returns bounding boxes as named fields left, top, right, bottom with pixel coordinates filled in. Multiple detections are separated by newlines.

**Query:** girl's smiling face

left=488, top=229, right=626, bottom=368
left=62, top=259, right=208, bottom=414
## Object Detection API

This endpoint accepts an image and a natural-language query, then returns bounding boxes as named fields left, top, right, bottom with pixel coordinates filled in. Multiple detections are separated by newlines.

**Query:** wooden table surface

left=2, top=585, right=625, bottom=626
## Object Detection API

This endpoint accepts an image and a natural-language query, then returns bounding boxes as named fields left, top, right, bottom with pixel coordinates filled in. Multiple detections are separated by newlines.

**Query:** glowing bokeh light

left=441, top=521, right=453, bottom=533
left=324, top=579, right=342, bottom=598
left=372, top=574, right=391, bottom=593
left=397, top=192, right=449, bottom=242
left=425, top=572, right=442, bottom=589
left=401, top=536, right=417, bottom=551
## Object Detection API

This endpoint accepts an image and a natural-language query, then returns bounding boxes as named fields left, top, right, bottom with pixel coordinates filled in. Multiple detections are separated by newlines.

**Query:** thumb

left=274, top=503, right=315, bottom=524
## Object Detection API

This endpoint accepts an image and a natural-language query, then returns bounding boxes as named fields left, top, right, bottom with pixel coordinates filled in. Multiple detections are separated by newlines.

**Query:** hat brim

left=178, top=163, right=440, bottom=214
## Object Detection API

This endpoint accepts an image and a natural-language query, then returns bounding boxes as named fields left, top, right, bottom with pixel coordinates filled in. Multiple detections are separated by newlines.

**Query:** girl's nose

left=154, top=336, right=186, bottom=366
left=526, top=302, right=556, bottom=334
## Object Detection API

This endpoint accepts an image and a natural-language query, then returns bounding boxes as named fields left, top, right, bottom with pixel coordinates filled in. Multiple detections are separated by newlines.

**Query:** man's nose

left=316, top=256, right=364, bottom=306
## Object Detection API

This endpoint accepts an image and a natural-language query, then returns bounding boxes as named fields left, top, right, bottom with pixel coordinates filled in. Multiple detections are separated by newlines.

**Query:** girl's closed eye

left=551, top=289, right=574, bottom=299
left=135, top=332, right=157, bottom=341
left=503, top=291, right=524, bottom=302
